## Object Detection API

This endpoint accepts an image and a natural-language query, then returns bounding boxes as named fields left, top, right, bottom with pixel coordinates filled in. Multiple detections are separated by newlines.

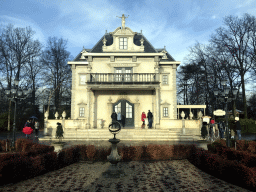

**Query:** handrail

left=87, top=73, right=159, bottom=83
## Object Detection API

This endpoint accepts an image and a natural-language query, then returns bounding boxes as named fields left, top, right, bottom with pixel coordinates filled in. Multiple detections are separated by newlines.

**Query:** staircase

left=40, top=128, right=201, bottom=142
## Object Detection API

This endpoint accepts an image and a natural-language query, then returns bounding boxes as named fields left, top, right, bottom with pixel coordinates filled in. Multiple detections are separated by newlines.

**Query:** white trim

left=68, top=61, right=89, bottom=65
left=177, top=105, right=206, bottom=108
left=80, top=53, right=165, bottom=56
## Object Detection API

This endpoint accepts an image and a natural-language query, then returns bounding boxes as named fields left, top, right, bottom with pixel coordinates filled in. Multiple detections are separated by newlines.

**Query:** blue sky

left=1, top=0, right=255, bottom=64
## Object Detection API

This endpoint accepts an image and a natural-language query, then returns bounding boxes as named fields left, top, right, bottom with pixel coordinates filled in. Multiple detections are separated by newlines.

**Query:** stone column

left=181, top=111, right=185, bottom=134
left=198, top=111, right=203, bottom=136
left=86, top=88, right=91, bottom=129
left=155, top=87, right=160, bottom=129
left=93, top=91, right=97, bottom=128
left=134, top=97, right=140, bottom=129
left=62, top=111, right=66, bottom=135
left=107, top=97, right=113, bottom=129
left=71, top=64, right=76, bottom=119
left=44, top=111, right=49, bottom=136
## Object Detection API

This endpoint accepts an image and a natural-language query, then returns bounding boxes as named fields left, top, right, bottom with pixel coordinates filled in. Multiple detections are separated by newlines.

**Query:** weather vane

left=116, top=14, right=129, bottom=29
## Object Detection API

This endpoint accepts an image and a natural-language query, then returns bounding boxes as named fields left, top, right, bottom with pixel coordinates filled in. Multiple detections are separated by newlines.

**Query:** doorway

left=113, top=99, right=134, bottom=127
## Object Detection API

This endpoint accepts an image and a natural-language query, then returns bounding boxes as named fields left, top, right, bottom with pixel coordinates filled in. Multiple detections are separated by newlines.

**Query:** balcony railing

left=87, top=73, right=159, bottom=84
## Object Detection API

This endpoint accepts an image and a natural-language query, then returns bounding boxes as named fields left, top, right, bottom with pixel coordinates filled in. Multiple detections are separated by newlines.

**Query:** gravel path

left=0, top=159, right=252, bottom=192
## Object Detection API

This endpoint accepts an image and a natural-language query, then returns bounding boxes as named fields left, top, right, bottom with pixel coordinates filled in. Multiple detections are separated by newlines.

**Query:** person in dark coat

left=121, top=115, right=125, bottom=127
left=25, top=120, right=30, bottom=127
left=218, top=121, right=224, bottom=139
left=147, top=110, right=153, bottom=128
left=111, top=111, right=117, bottom=127
left=56, top=122, right=64, bottom=142
left=35, top=120, right=39, bottom=137
left=235, top=117, right=241, bottom=140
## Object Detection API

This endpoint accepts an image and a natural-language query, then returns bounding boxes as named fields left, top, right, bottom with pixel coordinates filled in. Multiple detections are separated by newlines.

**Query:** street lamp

left=213, top=80, right=238, bottom=147
left=4, top=77, right=30, bottom=147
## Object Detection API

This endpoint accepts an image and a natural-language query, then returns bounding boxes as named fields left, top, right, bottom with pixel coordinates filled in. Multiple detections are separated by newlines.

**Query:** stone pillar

left=189, top=111, right=193, bottom=120
left=198, top=111, right=203, bottom=136
left=44, top=111, right=49, bottom=136
left=134, top=97, right=140, bottom=129
left=71, top=64, right=76, bottom=119
left=86, top=88, right=91, bottom=129
left=181, top=111, right=185, bottom=134
left=55, top=112, right=59, bottom=120
left=155, top=87, right=160, bottom=129
left=93, top=91, right=97, bottom=128
left=62, top=111, right=66, bottom=135
left=152, top=90, right=155, bottom=129
left=107, top=97, right=113, bottom=129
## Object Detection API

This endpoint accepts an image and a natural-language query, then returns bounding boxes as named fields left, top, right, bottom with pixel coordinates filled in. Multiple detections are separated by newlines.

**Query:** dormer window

left=119, top=37, right=127, bottom=49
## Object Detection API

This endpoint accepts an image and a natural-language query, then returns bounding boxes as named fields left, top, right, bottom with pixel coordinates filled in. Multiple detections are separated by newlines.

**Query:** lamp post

left=4, top=76, right=29, bottom=147
left=213, top=79, right=238, bottom=147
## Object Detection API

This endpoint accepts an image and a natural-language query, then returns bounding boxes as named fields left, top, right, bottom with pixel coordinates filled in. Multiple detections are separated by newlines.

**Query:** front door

left=113, top=100, right=134, bottom=127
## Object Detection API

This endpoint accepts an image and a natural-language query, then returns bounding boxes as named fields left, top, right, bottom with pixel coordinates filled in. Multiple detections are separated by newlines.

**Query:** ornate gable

left=102, top=26, right=145, bottom=52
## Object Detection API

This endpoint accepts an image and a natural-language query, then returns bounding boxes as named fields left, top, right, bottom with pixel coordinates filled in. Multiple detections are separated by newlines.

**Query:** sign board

left=213, top=109, right=226, bottom=116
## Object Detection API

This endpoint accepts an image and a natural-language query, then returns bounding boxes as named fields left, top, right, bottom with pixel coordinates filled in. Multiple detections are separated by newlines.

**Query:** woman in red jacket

left=141, top=112, right=146, bottom=128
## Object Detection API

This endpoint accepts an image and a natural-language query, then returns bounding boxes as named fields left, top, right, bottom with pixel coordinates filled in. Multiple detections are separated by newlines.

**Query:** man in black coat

left=235, top=117, right=241, bottom=140
left=111, top=111, right=117, bottom=127
left=147, top=110, right=153, bottom=128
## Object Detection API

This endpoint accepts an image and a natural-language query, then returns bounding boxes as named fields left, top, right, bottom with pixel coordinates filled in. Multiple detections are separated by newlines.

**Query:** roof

left=73, top=32, right=176, bottom=62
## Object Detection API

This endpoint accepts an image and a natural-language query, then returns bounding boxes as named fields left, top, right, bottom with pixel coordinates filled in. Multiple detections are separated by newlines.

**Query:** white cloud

left=236, top=0, right=255, bottom=8
left=0, top=15, right=46, bottom=45
left=211, top=15, right=217, bottom=19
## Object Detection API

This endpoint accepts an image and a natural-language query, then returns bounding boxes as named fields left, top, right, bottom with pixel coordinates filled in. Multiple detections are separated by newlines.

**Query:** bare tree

left=210, top=14, right=256, bottom=118
left=0, top=24, right=42, bottom=131
left=41, top=37, right=72, bottom=114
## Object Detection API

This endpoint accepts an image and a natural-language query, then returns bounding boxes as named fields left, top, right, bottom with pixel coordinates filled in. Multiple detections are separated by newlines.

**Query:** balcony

left=87, top=73, right=160, bottom=84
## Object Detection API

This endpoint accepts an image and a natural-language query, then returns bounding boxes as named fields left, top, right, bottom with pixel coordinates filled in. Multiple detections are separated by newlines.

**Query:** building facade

left=42, top=16, right=203, bottom=141
left=67, top=17, right=180, bottom=129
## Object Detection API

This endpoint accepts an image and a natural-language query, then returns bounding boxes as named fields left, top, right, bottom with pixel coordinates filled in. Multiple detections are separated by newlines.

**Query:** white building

left=42, top=15, right=203, bottom=141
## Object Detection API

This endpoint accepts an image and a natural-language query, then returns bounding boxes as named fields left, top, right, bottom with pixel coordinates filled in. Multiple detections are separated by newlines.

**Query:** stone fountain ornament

left=102, top=121, right=127, bottom=178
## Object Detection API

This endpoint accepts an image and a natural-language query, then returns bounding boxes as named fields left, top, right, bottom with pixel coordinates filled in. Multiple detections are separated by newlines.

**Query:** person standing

left=218, top=121, right=224, bottom=139
left=35, top=120, right=39, bottom=137
left=209, top=119, right=215, bottom=142
left=111, top=111, right=117, bottom=127
left=121, top=114, right=125, bottom=127
left=117, top=111, right=122, bottom=126
left=24, top=120, right=30, bottom=138
left=147, top=110, right=153, bottom=128
left=56, top=122, right=64, bottom=142
left=141, top=112, right=146, bottom=129
left=25, top=120, right=30, bottom=127
left=235, top=117, right=242, bottom=140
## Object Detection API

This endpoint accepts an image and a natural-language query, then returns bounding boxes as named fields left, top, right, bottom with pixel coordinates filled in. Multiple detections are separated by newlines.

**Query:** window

left=115, top=102, right=121, bottom=113
left=163, top=107, right=168, bottom=117
left=115, top=68, right=123, bottom=82
left=80, top=75, right=86, bottom=85
left=119, top=37, right=127, bottom=50
left=114, top=67, right=132, bottom=82
left=126, top=102, right=132, bottom=118
left=79, top=107, right=85, bottom=117
left=125, top=69, right=131, bottom=81
left=163, top=75, right=168, bottom=84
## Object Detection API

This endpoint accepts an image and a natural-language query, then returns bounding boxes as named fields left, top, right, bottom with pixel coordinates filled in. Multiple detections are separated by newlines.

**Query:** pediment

left=161, top=102, right=171, bottom=105
left=110, top=27, right=136, bottom=36
left=77, top=102, right=87, bottom=105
